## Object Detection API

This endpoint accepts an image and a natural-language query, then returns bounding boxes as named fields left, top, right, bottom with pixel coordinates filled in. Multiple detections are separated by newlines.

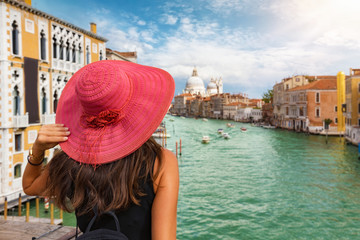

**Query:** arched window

left=66, top=41, right=70, bottom=61
left=12, top=21, right=19, bottom=55
left=41, top=87, right=47, bottom=114
left=72, top=43, right=76, bottom=63
left=59, top=38, right=64, bottom=60
left=53, top=91, right=58, bottom=113
left=52, top=35, right=57, bottom=59
left=78, top=44, right=82, bottom=64
left=14, top=164, right=22, bottom=179
left=86, top=45, right=90, bottom=64
left=13, top=85, right=20, bottom=115
left=40, top=30, right=46, bottom=60
left=99, top=50, right=103, bottom=61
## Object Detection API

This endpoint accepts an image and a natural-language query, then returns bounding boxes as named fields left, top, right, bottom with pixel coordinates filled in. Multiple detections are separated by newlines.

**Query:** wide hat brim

left=55, top=60, right=175, bottom=164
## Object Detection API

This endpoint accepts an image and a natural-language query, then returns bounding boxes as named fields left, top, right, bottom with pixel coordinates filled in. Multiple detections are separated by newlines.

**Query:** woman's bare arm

left=152, top=148, right=179, bottom=240
left=22, top=124, right=69, bottom=196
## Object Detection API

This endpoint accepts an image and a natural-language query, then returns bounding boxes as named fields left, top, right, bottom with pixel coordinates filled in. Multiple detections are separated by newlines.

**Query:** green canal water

left=27, top=115, right=360, bottom=239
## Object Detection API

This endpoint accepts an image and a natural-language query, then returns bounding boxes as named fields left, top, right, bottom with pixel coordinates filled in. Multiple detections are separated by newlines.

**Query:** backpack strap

left=103, top=210, right=121, bottom=232
left=84, top=207, right=99, bottom=233
left=81, top=206, right=121, bottom=234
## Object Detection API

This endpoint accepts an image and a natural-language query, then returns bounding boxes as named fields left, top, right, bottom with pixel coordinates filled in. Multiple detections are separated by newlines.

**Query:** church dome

left=186, top=76, right=205, bottom=89
left=207, top=81, right=217, bottom=90
left=185, top=67, right=205, bottom=95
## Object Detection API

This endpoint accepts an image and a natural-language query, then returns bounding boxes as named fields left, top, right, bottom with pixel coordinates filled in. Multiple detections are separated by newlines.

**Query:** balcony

left=13, top=113, right=29, bottom=128
left=41, top=113, right=56, bottom=124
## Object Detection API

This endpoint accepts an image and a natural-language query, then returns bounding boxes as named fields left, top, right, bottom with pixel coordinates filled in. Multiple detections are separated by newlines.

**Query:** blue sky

left=32, top=0, right=360, bottom=98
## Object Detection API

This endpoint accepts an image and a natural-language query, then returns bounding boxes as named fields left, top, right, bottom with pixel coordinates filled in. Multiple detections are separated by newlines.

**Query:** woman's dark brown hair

left=45, top=137, right=162, bottom=215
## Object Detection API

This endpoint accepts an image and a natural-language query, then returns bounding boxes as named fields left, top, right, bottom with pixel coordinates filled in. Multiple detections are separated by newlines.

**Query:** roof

left=106, top=48, right=137, bottom=58
left=3, top=0, right=107, bottom=42
left=289, top=79, right=337, bottom=91
left=249, top=99, right=262, bottom=102
left=175, top=93, right=192, bottom=97
left=224, top=102, right=247, bottom=107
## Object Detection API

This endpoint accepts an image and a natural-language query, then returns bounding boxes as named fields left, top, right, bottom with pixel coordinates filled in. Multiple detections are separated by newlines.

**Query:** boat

left=226, top=123, right=235, bottom=128
left=180, top=116, right=185, bottom=119
left=240, top=127, right=247, bottom=132
left=222, top=132, right=231, bottom=139
left=152, top=132, right=171, bottom=138
left=202, top=118, right=208, bottom=122
left=152, top=126, right=171, bottom=138
left=217, top=128, right=224, bottom=134
left=169, top=119, right=174, bottom=122
left=263, top=125, right=276, bottom=129
left=202, top=136, right=210, bottom=144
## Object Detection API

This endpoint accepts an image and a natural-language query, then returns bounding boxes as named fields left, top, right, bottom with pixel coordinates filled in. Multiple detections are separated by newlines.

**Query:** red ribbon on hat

left=81, top=109, right=124, bottom=128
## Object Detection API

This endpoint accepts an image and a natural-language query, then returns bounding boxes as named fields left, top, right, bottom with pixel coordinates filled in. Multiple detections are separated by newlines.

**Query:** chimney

left=18, top=0, right=32, bottom=5
left=90, top=23, right=97, bottom=34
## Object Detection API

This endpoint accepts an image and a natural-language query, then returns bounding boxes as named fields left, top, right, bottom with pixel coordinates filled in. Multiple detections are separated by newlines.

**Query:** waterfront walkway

left=0, top=217, right=76, bottom=239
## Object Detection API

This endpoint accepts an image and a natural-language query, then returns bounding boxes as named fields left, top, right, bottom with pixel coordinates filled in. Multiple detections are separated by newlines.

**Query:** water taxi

left=241, top=127, right=247, bottom=132
left=218, top=128, right=224, bottom=134
left=202, top=136, right=210, bottom=144
left=226, top=123, right=235, bottom=128
left=202, top=118, right=208, bottom=122
left=263, top=125, right=276, bottom=129
left=222, top=132, right=231, bottom=139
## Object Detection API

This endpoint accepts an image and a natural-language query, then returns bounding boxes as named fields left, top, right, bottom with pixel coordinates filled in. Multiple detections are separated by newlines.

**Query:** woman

left=22, top=60, right=179, bottom=240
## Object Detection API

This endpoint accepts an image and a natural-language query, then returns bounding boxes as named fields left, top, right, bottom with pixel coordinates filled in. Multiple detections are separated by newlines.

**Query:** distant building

left=0, top=0, right=107, bottom=203
left=288, top=78, right=338, bottom=133
left=223, top=102, right=245, bottom=120
left=344, top=68, right=360, bottom=144
left=184, top=67, right=223, bottom=96
left=172, top=93, right=192, bottom=116
left=184, top=67, right=206, bottom=96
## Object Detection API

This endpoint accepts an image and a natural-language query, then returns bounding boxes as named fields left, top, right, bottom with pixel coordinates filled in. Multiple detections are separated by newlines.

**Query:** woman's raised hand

left=33, top=124, right=70, bottom=153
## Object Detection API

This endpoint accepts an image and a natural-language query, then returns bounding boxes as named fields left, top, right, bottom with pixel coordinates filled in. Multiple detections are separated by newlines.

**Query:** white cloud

left=137, top=20, right=146, bottom=26
left=162, top=14, right=178, bottom=25
left=91, top=0, right=360, bottom=98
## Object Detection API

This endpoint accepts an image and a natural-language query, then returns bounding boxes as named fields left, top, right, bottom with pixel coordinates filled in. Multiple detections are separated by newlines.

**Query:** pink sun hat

left=55, top=60, right=175, bottom=165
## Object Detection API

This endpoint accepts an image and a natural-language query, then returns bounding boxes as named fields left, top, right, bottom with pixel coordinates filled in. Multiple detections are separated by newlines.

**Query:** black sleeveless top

left=76, top=157, right=156, bottom=240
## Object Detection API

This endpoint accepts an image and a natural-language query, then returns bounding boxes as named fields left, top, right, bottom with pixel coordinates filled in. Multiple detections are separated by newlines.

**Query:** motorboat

left=240, top=127, right=247, bottom=132
left=226, top=123, right=235, bottom=128
left=202, top=118, right=208, bottom=122
left=180, top=116, right=185, bottom=119
left=152, top=127, right=171, bottom=138
left=217, top=128, right=224, bottom=134
left=263, top=125, right=276, bottom=129
left=152, top=131, right=171, bottom=138
left=202, top=136, right=210, bottom=144
left=222, top=132, right=231, bottom=139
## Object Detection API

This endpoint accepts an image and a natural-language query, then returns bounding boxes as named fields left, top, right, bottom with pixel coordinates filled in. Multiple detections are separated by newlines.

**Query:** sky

left=32, top=0, right=360, bottom=98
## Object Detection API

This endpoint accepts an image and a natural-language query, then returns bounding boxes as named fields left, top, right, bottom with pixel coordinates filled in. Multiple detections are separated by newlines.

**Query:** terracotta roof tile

left=175, top=93, right=192, bottom=97
left=289, top=79, right=337, bottom=91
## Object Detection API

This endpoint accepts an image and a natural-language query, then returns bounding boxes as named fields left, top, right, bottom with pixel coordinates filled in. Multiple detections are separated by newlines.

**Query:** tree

left=262, top=89, right=273, bottom=103
left=324, top=118, right=333, bottom=130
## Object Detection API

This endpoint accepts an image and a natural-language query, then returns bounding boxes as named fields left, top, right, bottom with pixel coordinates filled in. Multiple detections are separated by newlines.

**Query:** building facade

left=287, top=79, right=338, bottom=133
left=0, top=0, right=107, bottom=203
left=344, top=69, right=360, bottom=144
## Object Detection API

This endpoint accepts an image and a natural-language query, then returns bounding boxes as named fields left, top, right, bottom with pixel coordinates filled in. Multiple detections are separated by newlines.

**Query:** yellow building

left=0, top=0, right=107, bottom=203
left=345, top=68, right=360, bottom=145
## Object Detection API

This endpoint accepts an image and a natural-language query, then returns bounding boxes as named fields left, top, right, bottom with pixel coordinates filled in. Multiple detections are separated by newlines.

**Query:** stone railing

left=13, top=113, right=29, bottom=128
left=41, top=113, right=56, bottom=124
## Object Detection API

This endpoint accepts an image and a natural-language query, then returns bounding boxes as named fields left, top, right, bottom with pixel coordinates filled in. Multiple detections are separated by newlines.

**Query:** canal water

left=31, top=115, right=360, bottom=239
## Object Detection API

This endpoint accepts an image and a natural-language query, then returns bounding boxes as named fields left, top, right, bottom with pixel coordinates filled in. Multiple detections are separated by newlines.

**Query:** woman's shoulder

left=153, top=148, right=179, bottom=193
